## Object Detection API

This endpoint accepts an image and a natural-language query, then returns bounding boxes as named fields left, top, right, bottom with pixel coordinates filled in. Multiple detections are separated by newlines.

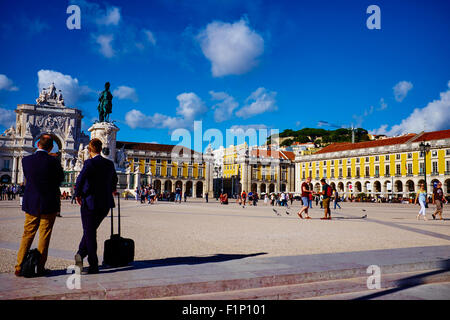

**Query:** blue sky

left=0, top=0, right=449, bottom=152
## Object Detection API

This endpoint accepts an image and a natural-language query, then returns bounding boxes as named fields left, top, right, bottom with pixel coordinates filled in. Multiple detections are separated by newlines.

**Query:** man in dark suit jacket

left=15, top=134, right=64, bottom=276
left=75, top=138, right=118, bottom=274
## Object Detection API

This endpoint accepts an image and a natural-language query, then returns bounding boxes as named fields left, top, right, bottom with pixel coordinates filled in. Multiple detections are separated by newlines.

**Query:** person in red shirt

left=297, top=177, right=313, bottom=219
left=241, top=191, right=247, bottom=207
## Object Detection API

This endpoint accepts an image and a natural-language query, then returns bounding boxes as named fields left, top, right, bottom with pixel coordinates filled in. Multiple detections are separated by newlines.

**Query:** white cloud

left=143, top=29, right=156, bottom=45
left=113, top=86, right=138, bottom=102
left=210, top=91, right=239, bottom=122
left=197, top=18, right=264, bottom=77
left=37, top=69, right=96, bottom=106
left=379, top=98, right=388, bottom=110
left=229, top=124, right=268, bottom=132
left=235, top=87, right=277, bottom=119
left=373, top=81, right=450, bottom=135
left=393, top=81, right=413, bottom=102
left=96, top=6, right=121, bottom=26
left=95, top=34, right=115, bottom=58
left=0, top=107, right=16, bottom=128
left=125, top=92, right=207, bottom=130
left=0, top=74, right=19, bottom=91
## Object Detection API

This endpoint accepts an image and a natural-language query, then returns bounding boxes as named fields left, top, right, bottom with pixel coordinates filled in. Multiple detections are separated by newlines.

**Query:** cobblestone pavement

left=0, top=199, right=448, bottom=274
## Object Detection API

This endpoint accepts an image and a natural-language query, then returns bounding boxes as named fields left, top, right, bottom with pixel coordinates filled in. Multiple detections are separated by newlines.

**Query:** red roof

left=251, top=149, right=295, bottom=160
left=314, top=129, right=450, bottom=155
left=314, top=134, right=415, bottom=154
left=411, top=129, right=450, bottom=142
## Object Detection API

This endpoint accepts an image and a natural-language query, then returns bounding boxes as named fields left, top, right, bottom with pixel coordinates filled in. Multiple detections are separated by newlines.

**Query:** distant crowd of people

left=0, top=184, right=24, bottom=201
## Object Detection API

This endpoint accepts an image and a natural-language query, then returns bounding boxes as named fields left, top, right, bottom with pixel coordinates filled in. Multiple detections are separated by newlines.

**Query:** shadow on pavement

left=354, top=259, right=450, bottom=300
left=46, top=252, right=267, bottom=277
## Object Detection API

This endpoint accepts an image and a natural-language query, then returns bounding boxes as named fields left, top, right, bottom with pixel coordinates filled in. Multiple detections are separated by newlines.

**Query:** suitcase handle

left=110, top=193, right=121, bottom=237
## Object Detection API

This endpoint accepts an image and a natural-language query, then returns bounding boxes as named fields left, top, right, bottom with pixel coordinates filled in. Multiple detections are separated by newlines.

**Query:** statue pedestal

left=88, top=122, right=119, bottom=162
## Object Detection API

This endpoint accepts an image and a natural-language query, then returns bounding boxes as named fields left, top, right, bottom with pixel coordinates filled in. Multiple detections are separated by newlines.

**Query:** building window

left=446, top=160, right=450, bottom=172
left=365, top=157, right=369, bottom=162
left=446, top=149, right=450, bottom=156
left=419, top=162, right=424, bottom=174
left=356, top=158, right=360, bottom=163
left=407, top=163, right=412, bottom=174
left=432, top=150, right=438, bottom=157
left=355, top=167, right=360, bottom=177
left=375, top=166, right=379, bottom=176
left=302, top=171, right=306, bottom=179
left=339, top=168, right=343, bottom=177
left=407, top=153, right=412, bottom=159
left=385, top=165, right=390, bottom=175
left=432, top=161, right=438, bottom=173
left=331, top=169, right=334, bottom=178
left=323, top=169, right=327, bottom=177
left=145, top=158, right=150, bottom=163
left=347, top=168, right=351, bottom=177
left=396, top=164, right=401, bottom=175
left=316, top=169, right=319, bottom=177
left=177, top=167, right=182, bottom=177
left=323, top=161, right=326, bottom=165
left=3, top=160, right=10, bottom=170
left=375, top=156, right=379, bottom=162
left=396, top=154, right=401, bottom=160
left=331, top=160, right=334, bottom=165
left=198, top=168, right=203, bottom=177
left=365, top=166, right=370, bottom=177
left=155, top=166, right=161, bottom=176
left=188, top=167, right=193, bottom=177
left=156, top=159, right=161, bottom=164
left=134, top=158, right=139, bottom=163
left=385, top=155, right=389, bottom=161
left=339, top=159, right=342, bottom=165
left=167, top=160, right=172, bottom=164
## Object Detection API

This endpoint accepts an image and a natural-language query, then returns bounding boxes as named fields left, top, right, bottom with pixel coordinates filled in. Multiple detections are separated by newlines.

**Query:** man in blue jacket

left=74, top=138, right=118, bottom=274
left=15, top=134, right=64, bottom=276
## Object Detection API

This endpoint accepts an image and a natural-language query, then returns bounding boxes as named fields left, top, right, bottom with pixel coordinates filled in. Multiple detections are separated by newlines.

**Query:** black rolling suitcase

left=103, top=194, right=135, bottom=267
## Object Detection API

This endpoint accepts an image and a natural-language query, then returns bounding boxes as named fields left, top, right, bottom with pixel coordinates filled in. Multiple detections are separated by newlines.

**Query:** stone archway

left=164, top=180, right=172, bottom=192
left=153, top=179, right=161, bottom=193
left=251, top=183, right=257, bottom=193
left=445, top=179, right=450, bottom=194
left=394, top=180, right=403, bottom=193
left=354, top=181, right=362, bottom=193
left=260, top=183, right=266, bottom=193
left=338, top=182, right=344, bottom=192
left=196, top=181, right=203, bottom=197
left=315, top=183, right=322, bottom=192
left=269, top=183, right=275, bottom=193
left=405, top=180, right=415, bottom=193
left=186, top=181, right=193, bottom=196
left=175, top=180, right=183, bottom=193
left=374, top=181, right=381, bottom=193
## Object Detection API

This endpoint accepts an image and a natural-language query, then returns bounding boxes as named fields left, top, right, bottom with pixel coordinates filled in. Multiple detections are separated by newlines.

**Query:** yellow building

left=117, top=141, right=213, bottom=198
left=295, top=130, right=450, bottom=198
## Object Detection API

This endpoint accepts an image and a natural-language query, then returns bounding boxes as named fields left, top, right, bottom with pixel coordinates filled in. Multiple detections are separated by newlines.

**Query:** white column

left=11, top=156, right=17, bottom=184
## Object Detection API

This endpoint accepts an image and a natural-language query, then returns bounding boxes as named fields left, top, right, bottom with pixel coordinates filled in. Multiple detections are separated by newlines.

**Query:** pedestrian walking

left=205, top=192, right=208, bottom=203
left=432, top=182, right=446, bottom=220
left=241, top=190, right=247, bottom=207
left=297, top=177, right=313, bottom=219
left=333, top=187, right=341, bottom=210
left=319, top=179, right=332, bottom=220
left=415, top=183, right=428, bottom=221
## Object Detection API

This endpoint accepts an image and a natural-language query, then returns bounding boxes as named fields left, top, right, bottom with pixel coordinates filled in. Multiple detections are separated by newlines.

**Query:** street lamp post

left=419, top=142, right=431, bottom=194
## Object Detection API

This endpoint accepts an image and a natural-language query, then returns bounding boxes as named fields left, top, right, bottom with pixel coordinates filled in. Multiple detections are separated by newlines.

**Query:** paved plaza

left=0, top=199, right=449, bottom=299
